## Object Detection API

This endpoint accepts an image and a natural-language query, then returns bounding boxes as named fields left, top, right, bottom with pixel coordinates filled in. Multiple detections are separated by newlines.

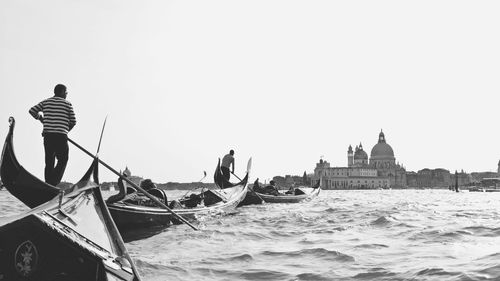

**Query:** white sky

left=1, top=1, right=499, bottom=183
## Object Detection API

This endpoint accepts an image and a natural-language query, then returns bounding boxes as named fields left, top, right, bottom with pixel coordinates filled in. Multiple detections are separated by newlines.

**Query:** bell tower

left=348, top=145, right=353, bottom=167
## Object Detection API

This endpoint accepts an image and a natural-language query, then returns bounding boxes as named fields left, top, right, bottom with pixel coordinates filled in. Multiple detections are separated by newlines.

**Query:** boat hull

left=0, top=212, right=135, bottom=281
left=108, top=182, right=247, bottom=236
left=256, top=187, right=321, bottom=203
left=238, top=191, right=263, bottom=207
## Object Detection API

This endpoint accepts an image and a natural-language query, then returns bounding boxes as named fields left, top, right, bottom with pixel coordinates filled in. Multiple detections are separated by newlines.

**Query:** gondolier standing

left=29, top=84, right=76, bottom=186
left=221, top=149, right=235, bottom=181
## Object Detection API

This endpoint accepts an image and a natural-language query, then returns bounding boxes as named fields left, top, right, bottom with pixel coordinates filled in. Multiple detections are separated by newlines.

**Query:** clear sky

left=1, top=1, right=499, bottom=184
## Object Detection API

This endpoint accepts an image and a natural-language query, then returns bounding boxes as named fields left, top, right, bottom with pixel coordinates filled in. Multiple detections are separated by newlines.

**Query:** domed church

left=370, top=131, right=395, bottom=166
left=314, top=130, right=407, bottom=189
left=367, top=130, right=406, bottom=188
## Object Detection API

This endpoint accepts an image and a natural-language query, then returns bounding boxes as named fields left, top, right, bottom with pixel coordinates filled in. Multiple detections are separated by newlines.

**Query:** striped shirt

left=29, top=96, right=76, bottom=135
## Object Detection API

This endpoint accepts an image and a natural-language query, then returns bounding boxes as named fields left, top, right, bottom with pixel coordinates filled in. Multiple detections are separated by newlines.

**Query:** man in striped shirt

left=29, top=84, right=76, bottom=186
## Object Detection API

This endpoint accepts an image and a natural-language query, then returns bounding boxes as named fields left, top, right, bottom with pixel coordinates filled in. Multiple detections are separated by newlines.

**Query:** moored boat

left=0, top=118, right=141, bottom=280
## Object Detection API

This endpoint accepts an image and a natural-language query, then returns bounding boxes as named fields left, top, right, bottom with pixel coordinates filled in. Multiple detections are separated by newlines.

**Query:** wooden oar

left=95, top=115, right=107, bottom=155
left=68, top=138, right=198, bottom=231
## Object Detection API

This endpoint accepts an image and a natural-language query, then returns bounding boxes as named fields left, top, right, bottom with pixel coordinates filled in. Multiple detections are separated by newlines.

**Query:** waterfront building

left=313, top=130, right=406, bottom=189
left=272, top=174, right=309, bottom=188
left=411, top=168, right=451, bottom=188
left=470, top=171, right=498, bottom=184
left=498, top=160, right=500, bottom=176
left=454, top=170, right=472, bottom=187
left=406, top=171, right=418, bottom=187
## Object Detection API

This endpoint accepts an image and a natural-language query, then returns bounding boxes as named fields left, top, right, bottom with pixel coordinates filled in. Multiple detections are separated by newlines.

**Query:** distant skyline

left=1, top=1, right=499, bottom=183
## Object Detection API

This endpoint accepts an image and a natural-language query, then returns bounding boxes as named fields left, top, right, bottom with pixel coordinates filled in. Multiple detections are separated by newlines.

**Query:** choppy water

left=2, top=189, right=500, bottom=281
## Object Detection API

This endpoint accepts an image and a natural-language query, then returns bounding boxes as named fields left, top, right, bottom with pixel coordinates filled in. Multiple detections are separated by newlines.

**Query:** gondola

left=107, top=158, right=250, bottom=236
left=0, top=118, right=59, bottom=208
left=252, top=181, right=321, bottom=204
left=0, top=117, right=141, bottom=281
left=1, top=117, right=249, bottom=240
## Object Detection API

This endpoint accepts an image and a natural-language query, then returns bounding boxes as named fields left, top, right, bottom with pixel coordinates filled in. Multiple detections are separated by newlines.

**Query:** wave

left=134, top=259, right=191, bottom=281
left=238, top=269, right=292, bottom=280
left=240, top=231, right=273, bottom=240
left=352, top=268, right=398, bottom=280
left=415, top=267, right=462, bottom=278
left=394, top=222, right=419, bottom=228
left=354, top=243, right=389, bottom=249
left=261, top=248, right=355, bottom=262
left=371, top=216, right=394, bottom=226
left=474, top=262, right=500, bottom=279
left=295, top=272, right=334, bottom=281
left=408, top=229, right=470, bottom=242
left=299, top=238, right=335, bottom=245
left=323, top=207, right=344, bottom=213
left=269, top=230, right=301, bottom=237
left=213, top=253, right=254, bottom=263
left=462, top=226, right=500, bottom=237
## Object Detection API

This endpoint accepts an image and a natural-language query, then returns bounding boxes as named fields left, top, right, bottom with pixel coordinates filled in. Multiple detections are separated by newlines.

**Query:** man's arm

left=29, top=101, right=44, bottom=122
left=231, top=158, right=235, bottom=173
left=68, top=103, right=76, bottom=131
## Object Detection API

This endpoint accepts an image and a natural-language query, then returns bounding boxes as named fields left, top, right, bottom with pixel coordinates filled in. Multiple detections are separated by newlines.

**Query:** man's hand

left=38, top=115, right=44, bottom=123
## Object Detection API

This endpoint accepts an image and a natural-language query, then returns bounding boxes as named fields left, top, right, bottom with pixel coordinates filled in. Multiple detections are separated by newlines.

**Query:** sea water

left=1, top=189, right=500, bottom=281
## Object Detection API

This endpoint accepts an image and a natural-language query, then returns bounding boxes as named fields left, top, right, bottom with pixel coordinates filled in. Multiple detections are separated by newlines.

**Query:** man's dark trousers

left=43, top=133, right=68, bottom=186
left=221, top=166, right=231, bottom=181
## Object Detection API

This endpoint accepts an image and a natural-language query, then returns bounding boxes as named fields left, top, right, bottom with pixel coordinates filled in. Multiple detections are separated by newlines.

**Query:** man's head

left=270, top=180, right=275, bottom=186
left=54, top=84, right=67, bottom=99
left=140, top=179, right=156, bottom=190
left=230, top=149, right=234, bottom=156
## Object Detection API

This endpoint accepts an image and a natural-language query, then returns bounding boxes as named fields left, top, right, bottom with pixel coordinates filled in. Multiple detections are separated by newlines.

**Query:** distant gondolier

left=221, top=149, right=235, bottom=181
left=29, top=84, right=76, bottom=186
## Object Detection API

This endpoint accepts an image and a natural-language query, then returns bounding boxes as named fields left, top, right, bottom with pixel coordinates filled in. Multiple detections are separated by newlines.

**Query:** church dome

left=354, top=143, right=368, bottom=160
left=354, top=150, right=368, bottom=159
left=370, top=130, right=395, bottom=160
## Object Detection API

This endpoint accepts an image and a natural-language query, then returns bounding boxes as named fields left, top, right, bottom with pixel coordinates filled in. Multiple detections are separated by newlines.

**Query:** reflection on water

left=2, top=189, right=500, bottom=281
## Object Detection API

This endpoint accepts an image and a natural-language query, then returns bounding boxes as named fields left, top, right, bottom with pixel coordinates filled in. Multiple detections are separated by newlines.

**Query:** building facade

left=313, top=130, right=407, bottom=189
left=408, top=168, right=451, bottom=188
